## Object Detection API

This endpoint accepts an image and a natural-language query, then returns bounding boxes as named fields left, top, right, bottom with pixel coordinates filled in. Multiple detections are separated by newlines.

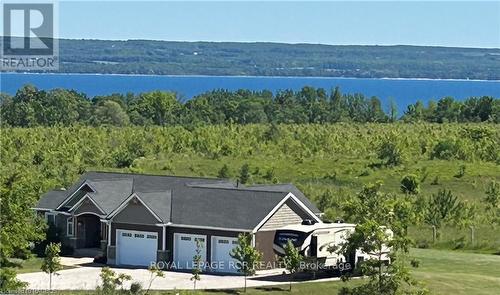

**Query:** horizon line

left=3, top=36, right=499, bottom=50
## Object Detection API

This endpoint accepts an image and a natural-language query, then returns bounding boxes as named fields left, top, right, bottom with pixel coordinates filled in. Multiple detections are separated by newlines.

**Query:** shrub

left=264, top=168, right=276, bottom=181
left=400, top=174, right=420, bottom=195
left=431, top=139, right=468, bottom=161
left=431, top=140, right=457, bottom=160
left=415, top=239, right=430, bottom=249
left=316, top=189, right=335, bottom=211
left=239, top=163, right=251, bottom=184
left=217, top=164, right=230, bottom=178
left=377, top=139, right=405, bottom=166
left=454, top=165, right=466, bottom=178
left=359, top=169, right=371, bottom=177
left=112, top=150, right=135, bottom=168
left=130, top=282, right=142, bottom=295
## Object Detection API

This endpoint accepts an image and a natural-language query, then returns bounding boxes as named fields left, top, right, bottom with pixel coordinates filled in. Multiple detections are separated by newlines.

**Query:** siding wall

left=259, top=199, right=310, bottom=231
left=113, top=200, right=160, bottom=224
left=74, top=199, right=104, bottom=215
left=255, top=230, right=277, bottom=265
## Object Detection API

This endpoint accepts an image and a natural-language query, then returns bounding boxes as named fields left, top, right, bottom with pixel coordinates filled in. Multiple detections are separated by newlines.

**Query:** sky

left=56, top=1, right=500, bottom=48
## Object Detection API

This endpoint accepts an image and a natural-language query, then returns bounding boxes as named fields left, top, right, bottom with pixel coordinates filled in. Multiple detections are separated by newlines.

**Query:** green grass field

left=147, top=249, right=500, bottom=295
left=130, top=153, right=500, bottom=253
left=412, top=249, right=500, bottom=295
left=6, top=257, right=74, bottom=274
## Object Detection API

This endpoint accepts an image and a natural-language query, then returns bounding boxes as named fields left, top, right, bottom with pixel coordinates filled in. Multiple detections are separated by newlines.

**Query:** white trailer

left=273, top=221, right=392, bottom=273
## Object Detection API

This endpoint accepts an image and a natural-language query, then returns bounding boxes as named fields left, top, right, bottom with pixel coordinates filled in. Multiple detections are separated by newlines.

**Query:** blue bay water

left=2, top=73, right=500, bottom=114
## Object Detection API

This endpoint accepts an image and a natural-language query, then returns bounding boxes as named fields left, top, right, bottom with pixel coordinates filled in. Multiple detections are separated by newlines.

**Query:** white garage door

left=173, top=233, right=207, bottom=269
left=117, top=229, right=158, bottom=267
left=211, top=236, right=239, bottom=273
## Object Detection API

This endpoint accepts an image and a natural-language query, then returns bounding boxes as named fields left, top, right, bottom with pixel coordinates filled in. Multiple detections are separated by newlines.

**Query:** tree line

left=29, top=39, right=500, bottom=80
left=1, top=85, right=498, bottom=127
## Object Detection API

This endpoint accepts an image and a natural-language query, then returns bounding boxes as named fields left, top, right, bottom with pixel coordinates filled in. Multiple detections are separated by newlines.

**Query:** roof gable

left=72, top=195, right=106, bottom=216
left=56, top=182, right=96, bottom=210
left=110, top=194, right=163, bottom=224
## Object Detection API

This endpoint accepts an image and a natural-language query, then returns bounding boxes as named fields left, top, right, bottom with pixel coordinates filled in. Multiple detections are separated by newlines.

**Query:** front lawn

left=7, top=257, right=74, bottom=274
left=151, top=248, right=500, bottom=295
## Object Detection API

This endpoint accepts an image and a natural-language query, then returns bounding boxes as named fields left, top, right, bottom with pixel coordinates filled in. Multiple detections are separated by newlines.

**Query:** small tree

left=281, top=240, right=303, bottom=291
left=115, top=273, right=132, bottom=292
left=400, top=174, right=420, bottom=195
left=230, top=234, right=262, bottom=292
left=97, top=267, right=117, bottom=295
left=191, top=238, right=203, bottom=290
left=455, top=201, right=478, bottom=245
left=484, top=180, right=500, bottom=210
left=425, top=189, right=461, bottom=239
left=340, top=183, right=425, bottom=295
left=97, top=267, right=131, bottom=295
left=239, top=164, right=251, bottom=184
left=217, top=164, right=230, bottom=178
left=484, top=181, right=500, bottom=225
left=41, top=242, right=63, bottom=290
left=145, top=265, right=164, bottom=295
left=377, top=139, right=405, bottom=167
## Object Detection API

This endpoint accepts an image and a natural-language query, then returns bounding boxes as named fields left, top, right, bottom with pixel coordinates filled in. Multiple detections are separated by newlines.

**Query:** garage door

left=211, top=236, right=239, bottom=273
left=117, top=229, right=158, bottom=266
left=173, top=233, right=207, bottom=269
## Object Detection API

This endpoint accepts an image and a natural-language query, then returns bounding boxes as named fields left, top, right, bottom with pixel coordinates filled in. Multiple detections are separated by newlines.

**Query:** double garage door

left=173, top=233, right=239, bottom=273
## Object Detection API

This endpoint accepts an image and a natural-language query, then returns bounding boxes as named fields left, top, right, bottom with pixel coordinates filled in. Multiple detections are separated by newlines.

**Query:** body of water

left=2, top=73, right=500, bottom=114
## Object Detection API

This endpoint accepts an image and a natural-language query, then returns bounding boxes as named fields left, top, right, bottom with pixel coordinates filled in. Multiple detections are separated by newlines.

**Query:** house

left=35, top=171, right=321, bottom=273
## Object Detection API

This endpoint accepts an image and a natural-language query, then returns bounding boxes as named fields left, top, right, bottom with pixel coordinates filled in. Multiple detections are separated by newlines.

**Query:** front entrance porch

left=74, top=214, right=102, bottom=252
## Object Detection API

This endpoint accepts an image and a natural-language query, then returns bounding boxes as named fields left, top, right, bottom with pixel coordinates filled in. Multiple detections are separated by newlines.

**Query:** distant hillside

left=9, top=39, right=500, bottom=79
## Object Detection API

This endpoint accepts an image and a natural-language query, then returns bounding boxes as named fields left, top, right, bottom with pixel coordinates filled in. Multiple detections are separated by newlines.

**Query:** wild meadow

left=2, top=123, right=499, bottom=253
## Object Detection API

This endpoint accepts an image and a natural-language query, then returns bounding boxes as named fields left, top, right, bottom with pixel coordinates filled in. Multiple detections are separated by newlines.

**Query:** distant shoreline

left=2, top=72, right=500, bottom=83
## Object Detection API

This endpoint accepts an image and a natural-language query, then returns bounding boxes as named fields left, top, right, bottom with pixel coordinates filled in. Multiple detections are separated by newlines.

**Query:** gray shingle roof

left=37, top=190, right=68, bottom=209
left=170, top=187, right=287, bottom=230
left=136, top=190, right=172, bottom=222
left=36, top=171, right=319, bottom=230
left=87, top=179, right=134, bottom=214
left=245, top=184, right=321, bottom=214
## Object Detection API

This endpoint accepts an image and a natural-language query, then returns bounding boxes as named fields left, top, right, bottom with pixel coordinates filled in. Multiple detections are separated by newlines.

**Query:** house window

left=45, top=213, right=56, bottom=226
left=67, top=217, right=74, bottom=236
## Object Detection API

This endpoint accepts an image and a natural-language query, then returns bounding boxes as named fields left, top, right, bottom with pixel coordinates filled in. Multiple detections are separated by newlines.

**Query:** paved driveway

left=19, top=264, right=342, bottom=290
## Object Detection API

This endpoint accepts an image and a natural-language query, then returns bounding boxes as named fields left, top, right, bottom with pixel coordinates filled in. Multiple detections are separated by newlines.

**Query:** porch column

left=156, top=224, right=169, bottom=266
left=106, top=220, right=116, bottom=264
left=99, top=220, right=108, bottom=253
left=107, top=221, right=112, bottom=246
left=162, top=226, right=166, bottom=251
left=69, top=214, right=77, bottom=249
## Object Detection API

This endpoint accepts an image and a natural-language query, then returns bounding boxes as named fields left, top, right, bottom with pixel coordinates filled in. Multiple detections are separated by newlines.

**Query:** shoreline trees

left=1, top=85, right=498, bottom=127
